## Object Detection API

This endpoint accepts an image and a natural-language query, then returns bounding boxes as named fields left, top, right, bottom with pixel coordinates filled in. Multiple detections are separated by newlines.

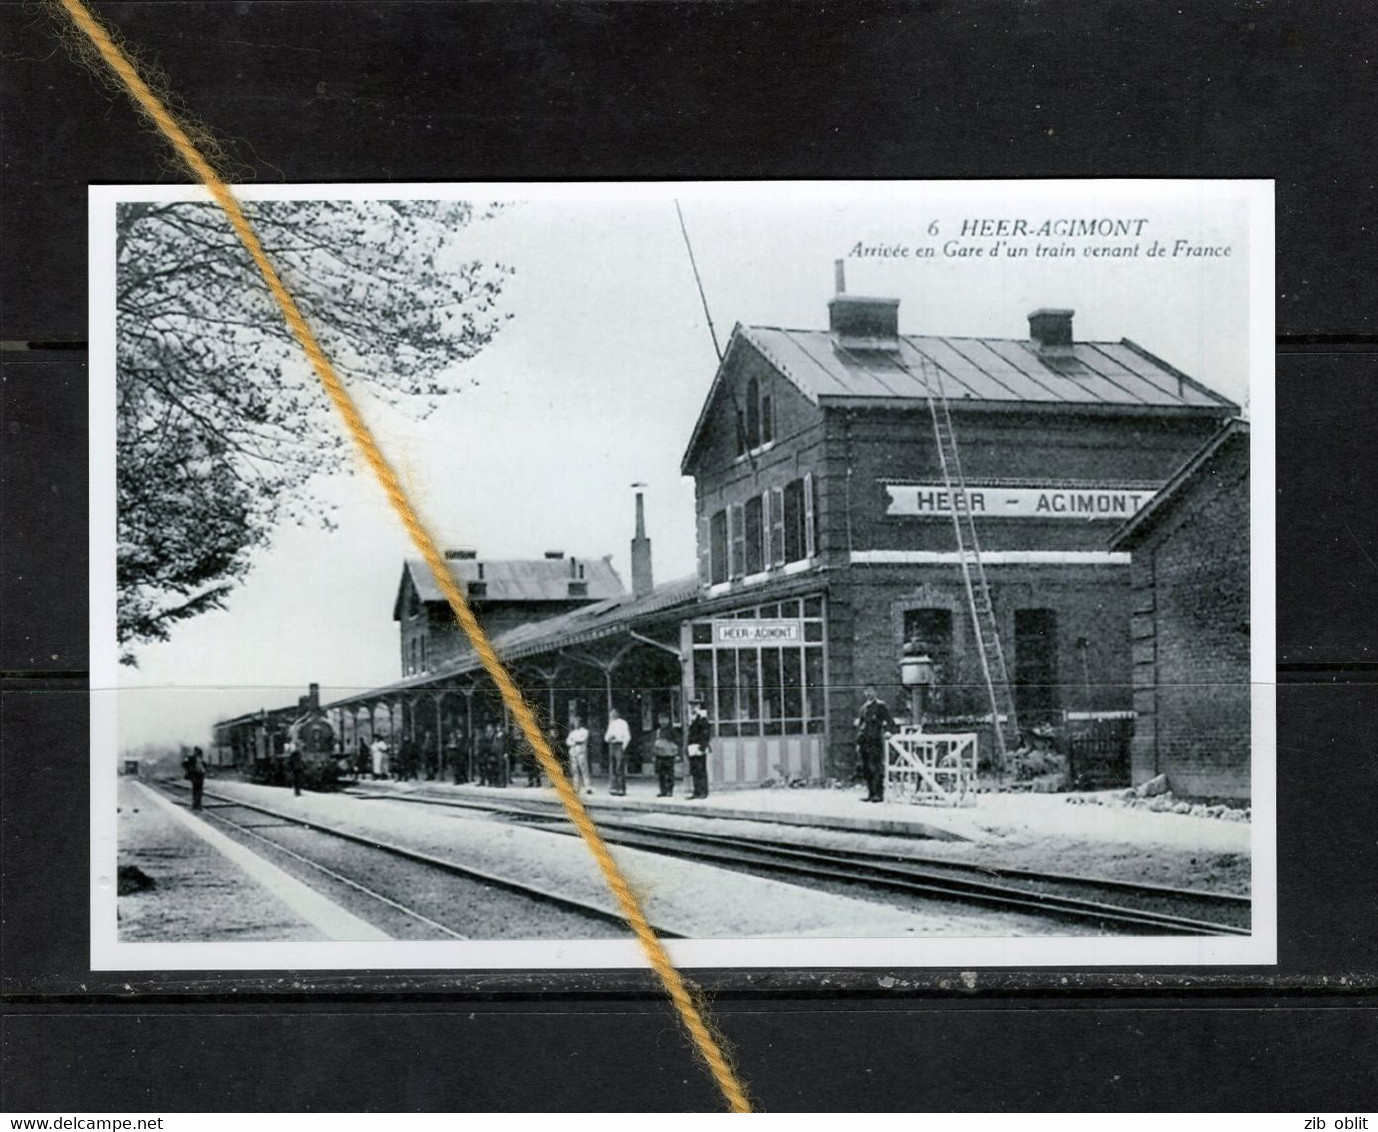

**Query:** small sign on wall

left=885, top=483, right=1158, bottom=520
left=712, top=619, right=804, bottom=645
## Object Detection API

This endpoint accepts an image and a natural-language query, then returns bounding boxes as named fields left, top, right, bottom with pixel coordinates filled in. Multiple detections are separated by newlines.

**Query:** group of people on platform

left=349, top=699, right=715, bottom=799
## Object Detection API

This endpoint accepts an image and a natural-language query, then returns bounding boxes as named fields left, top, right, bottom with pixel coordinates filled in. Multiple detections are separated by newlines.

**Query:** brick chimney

left=630, top=488, right=653, bottom=598
left=829, top=263, right=900, bottom=351
left=1028, top=308, right=1075, bottom=356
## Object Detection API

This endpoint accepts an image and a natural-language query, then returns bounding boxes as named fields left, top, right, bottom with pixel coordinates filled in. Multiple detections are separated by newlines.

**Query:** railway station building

left=675, top=291, right=1239, bottom=785
left=252, top=288, right=1244, bottom=793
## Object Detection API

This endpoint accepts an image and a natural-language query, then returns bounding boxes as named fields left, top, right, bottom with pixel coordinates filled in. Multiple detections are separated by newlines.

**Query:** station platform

left=359, top=774, right=1254, bottom=857
left=116, top=776, right=386, bottom=941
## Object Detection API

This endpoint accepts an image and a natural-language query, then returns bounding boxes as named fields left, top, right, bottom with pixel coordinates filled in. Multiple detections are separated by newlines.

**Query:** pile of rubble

left=1064, top=773, right=1250, bottom=822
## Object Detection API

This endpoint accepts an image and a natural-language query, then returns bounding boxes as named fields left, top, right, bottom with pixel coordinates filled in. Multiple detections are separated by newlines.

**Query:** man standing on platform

left=686, top=699, right=712, bottom=800
left=604, top=708, right=631, bottom=796
left=566, top=716, right=591, bottom=795
left=370, top=734, right=389, bottom=780
left=652, top=712, right=680, bottom=798
left=854, top=686, right=896, bottom=803
left=286, top=739, right=303, bottom=797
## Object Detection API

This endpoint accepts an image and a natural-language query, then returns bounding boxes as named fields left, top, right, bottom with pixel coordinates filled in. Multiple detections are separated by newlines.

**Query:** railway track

left=362, top=787, right=1250, bottom=936
left=154, top=780, right=678, bottom=940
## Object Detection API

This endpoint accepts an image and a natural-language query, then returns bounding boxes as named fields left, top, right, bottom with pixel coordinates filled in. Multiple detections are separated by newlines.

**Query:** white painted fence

left=884, top=728, right=979, bottom=806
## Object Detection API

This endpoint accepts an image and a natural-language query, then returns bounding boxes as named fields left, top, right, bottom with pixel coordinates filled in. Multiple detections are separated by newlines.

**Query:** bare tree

left=116, top=199, right=511, bottom=662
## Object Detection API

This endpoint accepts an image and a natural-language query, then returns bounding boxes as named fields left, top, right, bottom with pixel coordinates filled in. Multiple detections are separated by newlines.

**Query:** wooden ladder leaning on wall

left=915, top=354, right=1021, bottom=777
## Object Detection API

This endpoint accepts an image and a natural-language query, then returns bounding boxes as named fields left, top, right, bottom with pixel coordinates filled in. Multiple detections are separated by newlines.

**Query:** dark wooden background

left=3, top=0, right=1376, bottom=1110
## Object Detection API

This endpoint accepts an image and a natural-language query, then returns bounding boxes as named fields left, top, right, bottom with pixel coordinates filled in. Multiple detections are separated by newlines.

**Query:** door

left=1014, top=609, right=1059, bottom=723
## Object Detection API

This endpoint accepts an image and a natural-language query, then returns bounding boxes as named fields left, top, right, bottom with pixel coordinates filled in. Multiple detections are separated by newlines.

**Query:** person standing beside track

left=566, top=716, right=592, bottom=795
left=854, top=686, right=896, bottom=803
left=475, top=723, right=495, bottom=786
left=686, top=700, right=712, bottom=800
left=185, top=746, right=207, bottom=810
left=652, top=712, right=680, bottom=798
left=604, top=708, right=631, bottom=796
left=447, top=731, right=466, bottom=784
left=286, top=739, right=303, bottom=797
left=370, top=734, right=389, bottom=780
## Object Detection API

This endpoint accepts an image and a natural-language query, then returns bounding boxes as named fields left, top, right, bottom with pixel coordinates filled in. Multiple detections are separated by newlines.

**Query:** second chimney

left=630, top=490, right=654, bottom=598
left=1028, top=308, right=1075, bottom=356
left=829, top=294, right=900, bottom=351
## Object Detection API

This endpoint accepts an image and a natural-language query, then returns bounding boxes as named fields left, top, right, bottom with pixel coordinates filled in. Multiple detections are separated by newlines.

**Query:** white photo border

left=90, top=179, right=1276, bottom=971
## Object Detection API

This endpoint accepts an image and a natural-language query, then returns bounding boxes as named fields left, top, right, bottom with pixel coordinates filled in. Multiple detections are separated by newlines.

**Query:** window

left=736, top=649, right=760, bottom=734
left=729, top=502, right=746, bottom=579
left=690, top=596, right=827, bottom=738
left=715, top=650, right=738, bottom=737
left=779, top=474, right=817, bottom=564
left=903, top=608, right=953, bottom=711
left=745, top=495, right=765, bottom=575
left=760, top=393, right=774, bottom=444
left=710, top=509, right=728, bottom=585
left=745, top=377, right=761, bottom=449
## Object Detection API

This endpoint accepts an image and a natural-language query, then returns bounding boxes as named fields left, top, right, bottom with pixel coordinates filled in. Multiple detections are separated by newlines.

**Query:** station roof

left=394, top=555, right=624, bottom=619
left=681, top=321, right=1238, bottom=475
left=483, top=573, right=701, bottom=662
left=740, top=325, right=1238, bottom=411
left=342, top=574, right=702, bottom=707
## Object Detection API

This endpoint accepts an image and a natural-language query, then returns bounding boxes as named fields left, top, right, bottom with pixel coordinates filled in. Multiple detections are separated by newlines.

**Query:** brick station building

left=302, top=287, right=1244, bottom=793
left=677, top=289, right=1240, bottom=785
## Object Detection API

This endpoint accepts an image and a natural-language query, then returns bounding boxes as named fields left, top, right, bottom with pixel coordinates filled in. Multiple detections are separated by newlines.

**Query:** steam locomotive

left=211, top=683, right=347, bottom=790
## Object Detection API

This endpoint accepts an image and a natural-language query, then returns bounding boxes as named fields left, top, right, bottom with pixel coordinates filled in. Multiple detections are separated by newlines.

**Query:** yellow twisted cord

left=57, top=0, right=753, bottom=1112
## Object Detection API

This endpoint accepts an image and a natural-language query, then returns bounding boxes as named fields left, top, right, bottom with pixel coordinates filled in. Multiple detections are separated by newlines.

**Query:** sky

left=104, top=181, right=1263, bottom=751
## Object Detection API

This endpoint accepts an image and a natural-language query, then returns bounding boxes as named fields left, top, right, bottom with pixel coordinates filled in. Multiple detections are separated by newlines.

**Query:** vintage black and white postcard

left=89, top=180, right=1275, bottom=970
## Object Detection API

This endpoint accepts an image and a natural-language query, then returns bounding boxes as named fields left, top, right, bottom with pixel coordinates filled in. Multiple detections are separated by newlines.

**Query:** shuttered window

left=745, top=495, right=765, bottom=575
left=709, top=510, right=728, bottom=585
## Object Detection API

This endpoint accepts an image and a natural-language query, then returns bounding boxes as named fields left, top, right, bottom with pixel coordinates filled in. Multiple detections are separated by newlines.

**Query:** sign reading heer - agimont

left=885, top=484, right=1158, bottom=520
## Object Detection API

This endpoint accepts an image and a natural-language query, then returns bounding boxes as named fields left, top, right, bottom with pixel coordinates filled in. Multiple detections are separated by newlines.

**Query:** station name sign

left=713, top=619, right=804, bottom=645
left=885, top=484, right=1158, bottom=520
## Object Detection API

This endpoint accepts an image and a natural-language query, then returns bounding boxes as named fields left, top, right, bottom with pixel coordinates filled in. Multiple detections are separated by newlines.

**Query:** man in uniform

left=686, top=699, right=712, bottom=800
left=854, top=686, right=896, bottom=803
